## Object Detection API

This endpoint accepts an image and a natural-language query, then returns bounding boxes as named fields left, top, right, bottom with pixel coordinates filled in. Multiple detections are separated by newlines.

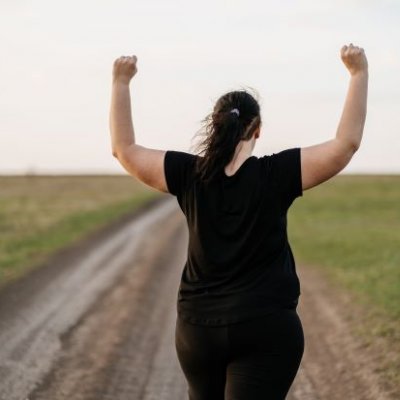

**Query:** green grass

left=289, top=175, right=400, bottom=319
left=289, top=174, right=400, bottom=392
left=0, top=175, right=162, bottom=287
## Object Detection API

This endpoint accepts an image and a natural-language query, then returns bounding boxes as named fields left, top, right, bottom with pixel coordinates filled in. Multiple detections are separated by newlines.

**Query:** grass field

left=289, top=175, right=400, bottom=319
left=289, top=174, right=400, bottom=388
left=0, top=175, right=161, bottom=288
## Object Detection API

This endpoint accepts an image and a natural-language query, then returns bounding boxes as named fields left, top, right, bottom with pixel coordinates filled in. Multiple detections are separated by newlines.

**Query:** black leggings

left=175, top=308, right=304, bottom=400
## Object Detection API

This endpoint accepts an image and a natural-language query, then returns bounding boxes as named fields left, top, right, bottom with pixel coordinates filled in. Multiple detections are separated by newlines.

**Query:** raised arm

left=301, top=43, right=369, bottom=190
left=109, top=55, right=168, bottom=193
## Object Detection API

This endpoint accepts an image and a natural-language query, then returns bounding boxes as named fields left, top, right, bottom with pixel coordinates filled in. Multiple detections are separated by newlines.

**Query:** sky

left=1, top=0, right=399, bottom=174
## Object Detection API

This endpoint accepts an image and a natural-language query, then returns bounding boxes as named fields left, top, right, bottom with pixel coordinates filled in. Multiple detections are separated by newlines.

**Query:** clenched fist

left=112, top=55, right=138, bottom=84
left=341, top=43, right=368, bottom=76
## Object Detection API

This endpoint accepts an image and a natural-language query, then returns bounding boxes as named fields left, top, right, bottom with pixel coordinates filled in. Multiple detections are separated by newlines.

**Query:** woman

left=109, top=43, right=368, bottom=399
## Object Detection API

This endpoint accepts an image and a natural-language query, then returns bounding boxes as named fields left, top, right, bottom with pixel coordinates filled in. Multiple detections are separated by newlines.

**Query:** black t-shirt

left=164, top=147, right=303, bottom=326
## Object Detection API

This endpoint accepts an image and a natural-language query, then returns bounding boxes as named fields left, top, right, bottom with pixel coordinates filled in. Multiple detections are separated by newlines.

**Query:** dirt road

left=0, top=197, right=393, bottom=399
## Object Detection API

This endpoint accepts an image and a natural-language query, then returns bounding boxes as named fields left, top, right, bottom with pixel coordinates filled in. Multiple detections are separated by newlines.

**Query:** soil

left=0, top=196, right=395, bottom=399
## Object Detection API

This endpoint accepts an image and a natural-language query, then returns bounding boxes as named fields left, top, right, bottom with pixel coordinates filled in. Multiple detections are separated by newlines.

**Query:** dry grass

left=0, top=175, right=161, bottom=286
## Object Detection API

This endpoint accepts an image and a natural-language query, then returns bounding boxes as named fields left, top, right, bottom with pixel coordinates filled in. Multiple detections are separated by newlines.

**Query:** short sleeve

left=164, top=150, right=196, bottom=197
left=269, top=147, right=303, bottom=211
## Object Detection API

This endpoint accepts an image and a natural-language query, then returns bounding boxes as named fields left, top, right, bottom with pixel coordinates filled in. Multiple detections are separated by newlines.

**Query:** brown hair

left=191, top=89, right=261, bottom=184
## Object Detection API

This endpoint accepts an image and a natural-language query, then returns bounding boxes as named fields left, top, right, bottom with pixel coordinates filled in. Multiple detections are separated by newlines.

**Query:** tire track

left=28, top=207, right=188, bottom=400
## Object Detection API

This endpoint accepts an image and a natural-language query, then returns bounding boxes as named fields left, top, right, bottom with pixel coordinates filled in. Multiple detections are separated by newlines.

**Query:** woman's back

left=164, top=147, right=302, bottom=326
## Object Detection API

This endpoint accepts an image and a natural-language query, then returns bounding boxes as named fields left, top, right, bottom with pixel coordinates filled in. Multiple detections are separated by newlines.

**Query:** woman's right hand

left=112, top=55, right=138, bottom=84
left=340, top=43, right=368, bottom=76
left=300, top=43, right=368, bottom=191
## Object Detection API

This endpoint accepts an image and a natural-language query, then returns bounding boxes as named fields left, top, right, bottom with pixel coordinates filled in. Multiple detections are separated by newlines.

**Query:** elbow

left=337, top=137, right=361, bottom=155
left=112, top=149, right=119, bottom=158
left=350, top=140, right=361, bottom=154
left=343, top=141, right=359, bottom=165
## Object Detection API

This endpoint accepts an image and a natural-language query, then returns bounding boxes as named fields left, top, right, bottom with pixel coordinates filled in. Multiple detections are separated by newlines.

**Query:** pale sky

left=1, top=0, right=399, bottom=174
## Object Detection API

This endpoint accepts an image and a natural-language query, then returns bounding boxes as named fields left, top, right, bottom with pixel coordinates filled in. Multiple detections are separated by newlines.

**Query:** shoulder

left=257, top=148, right=303, bottom=207
left=164, top=150, right=198, bottom=174
left=165, top=150, right=198, bottom=164
left=258, top=148, right=301, bottom=170
left=164, top=150, right=199, bottom=196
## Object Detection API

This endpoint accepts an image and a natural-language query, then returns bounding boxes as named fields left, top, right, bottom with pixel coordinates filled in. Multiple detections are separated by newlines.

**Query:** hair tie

left=230, top=108, right=240, bottom=117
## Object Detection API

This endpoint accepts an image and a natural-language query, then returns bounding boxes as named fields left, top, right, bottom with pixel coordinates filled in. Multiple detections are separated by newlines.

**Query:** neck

left=231, top=137, right=255, bottom=162
left=224, top=137, right=256, bottom=175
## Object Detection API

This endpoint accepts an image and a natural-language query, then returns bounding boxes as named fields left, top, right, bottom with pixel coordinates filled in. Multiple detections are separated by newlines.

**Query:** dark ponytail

left=191, top=89, right=261, bottom=184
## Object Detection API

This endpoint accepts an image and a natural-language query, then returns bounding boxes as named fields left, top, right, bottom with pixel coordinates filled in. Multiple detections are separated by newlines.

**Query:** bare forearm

left=336, top=71, right=368, bottom=152
left=110, top=80, right=135, bottom=155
